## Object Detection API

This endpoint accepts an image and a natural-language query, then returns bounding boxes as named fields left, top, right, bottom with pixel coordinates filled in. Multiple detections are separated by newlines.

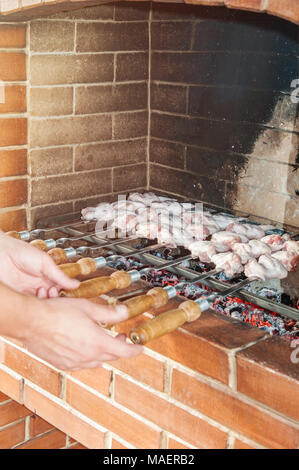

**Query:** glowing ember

left=107, top=248, right=299, bottom=341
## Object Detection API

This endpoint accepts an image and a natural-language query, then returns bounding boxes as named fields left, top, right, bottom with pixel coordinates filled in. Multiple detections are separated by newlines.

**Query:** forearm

left=0, top=282, right=36, bottom=341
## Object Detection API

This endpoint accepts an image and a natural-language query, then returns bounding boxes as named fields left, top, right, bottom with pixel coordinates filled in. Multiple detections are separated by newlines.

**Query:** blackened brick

left=151, top=52, right=239, bottom=86
left=76, top=83, right=147, bottom=115
left=150, top=138, right=185, bottom=169
left=150, top=164, right=226, bottom=207
left=151, top=22, right=192, bottom=51
left=76, top=22, right=148, bottom=52
left=113, top=163, right=147, bottom=192
left=116, top=52, right=148, bottom=81
left=151, top=83, right=187, bottom=114
left=75, top=138, right=147, bottom=171
left=114, top=111, right=148, bottom=140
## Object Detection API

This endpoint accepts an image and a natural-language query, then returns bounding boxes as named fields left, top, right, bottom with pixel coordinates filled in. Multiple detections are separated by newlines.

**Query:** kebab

left=128, top=245, right=299, bottom=344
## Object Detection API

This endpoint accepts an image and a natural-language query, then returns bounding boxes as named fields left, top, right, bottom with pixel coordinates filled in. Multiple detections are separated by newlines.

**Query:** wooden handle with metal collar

left=30, top=239, right=49, bottom=251
left=122, top=287, right=169, bottom=319
left=30, top=238, right=56, bottom=251
left=59, top=258, right=98, bottom=278
left=60, top=270, right=132, bottom=298
left=48, top=247, right=68, bottom=264
left=130, top=300, right=202, bottom=345
left=6, top=231, right=21, bottom=239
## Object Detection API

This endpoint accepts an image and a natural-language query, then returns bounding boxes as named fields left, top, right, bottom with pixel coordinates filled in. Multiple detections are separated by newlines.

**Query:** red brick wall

left=0, top=288, right=298, bottom=449
left=0, top=3, right=150, bottom=230
left=0, top=24, right=28, bottom=231
left=28, top=2, right=149, bottom=227
left=0, top=391, right=86, bottom=449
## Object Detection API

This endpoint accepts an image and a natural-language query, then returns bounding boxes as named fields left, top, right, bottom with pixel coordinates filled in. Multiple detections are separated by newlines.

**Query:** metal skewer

left=129, top=277, right=256, bottom=345
left=59, top=254, right=193, bottom=298
left=48, top=236, right=142, bottom=264
left=5, top=219, right=97, bottom=241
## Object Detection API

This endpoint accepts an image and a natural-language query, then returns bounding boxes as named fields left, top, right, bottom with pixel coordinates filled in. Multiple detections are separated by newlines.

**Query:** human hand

left=0, top=232, right=79, bottom=298
left=22, top=297, right=143, bottom=370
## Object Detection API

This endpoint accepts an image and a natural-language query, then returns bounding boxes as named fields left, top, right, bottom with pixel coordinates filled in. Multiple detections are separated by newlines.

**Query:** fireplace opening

left=148, top=3, right=299, bottom=228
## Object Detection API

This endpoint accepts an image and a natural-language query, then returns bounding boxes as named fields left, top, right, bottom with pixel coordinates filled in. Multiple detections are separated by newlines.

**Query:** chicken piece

left=211, top=231, right=243, bottom=252
left=245, top=255, right=288, bottom=281
left=272, top=250, right=299, bottom=271
left=81, top=202, right=115, bottom=222
left=192, top=212, right=217, bottom=226
left=205, top=222, right=220, bottom=234
left=136, top=222, right=159, bottom=240
left=181, top=212, right=193, bottom=226
left=185, top=223, right=210, bottom=240
left=188, top=240, right=217, bottom=263
left=111, top=211, right=138, bottom=234
left=136, top=206, right=159, bottom=223
left=128, top=192, right=160, bottom=205
left=259, top=254, right=288, bottom=279
left=152, top=201, right=183, bottom=216
left=159, top=196, right=178, bottom=203
left=261, top=234, right=286, bottom=252
left=248, top=240, right=272, bottom=257
left=212, top=214, right=237, bottom=230
left=232, top=243, right=253, bottom=264
left=171, top=227, right=194, bottom=249
left=245, top=258, right=268, bottom=281
left=157, top=228, right=176, bottom=247
left=211, top=252, right=243, bottom=278
left=226, top=222, right=265, bottom=240
left=112, top=200, right=146, bottom=213
left=283, top=240, right=299, bottom=256
left=233, top=240, right=272, bottom=264
left=81, top=206, right=97, bottom=221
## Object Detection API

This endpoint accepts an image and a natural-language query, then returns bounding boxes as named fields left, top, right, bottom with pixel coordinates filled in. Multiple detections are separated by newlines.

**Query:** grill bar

left=21, top=214, right=299, bottom=322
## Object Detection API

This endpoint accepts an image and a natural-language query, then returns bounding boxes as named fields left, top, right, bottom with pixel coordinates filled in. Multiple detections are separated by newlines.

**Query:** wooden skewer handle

left=130, top=300, right=202, bottom=345
left=6, top=231, right=21, bottom=239
left=48, top=248, right=68, bottom=265
left=60, top=270, right=132, bottom=298
left=59, top=258, right=97, bottom=278
left=30, top=239, right=48, bottom=251
left=122, top=287, right=169, bottom=319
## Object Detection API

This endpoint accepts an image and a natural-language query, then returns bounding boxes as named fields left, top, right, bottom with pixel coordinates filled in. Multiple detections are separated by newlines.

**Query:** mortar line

left=27, top=21, right=32, bottom=229
left=226, top=432, right=234, bottom=449
left=146, top=3, right=152, bottom=191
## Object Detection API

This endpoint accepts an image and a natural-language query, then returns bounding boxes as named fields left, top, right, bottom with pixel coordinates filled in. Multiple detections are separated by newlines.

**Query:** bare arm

left=0, top=232, right=143, bottom=369
left=0, top=282, right=142, bottom=370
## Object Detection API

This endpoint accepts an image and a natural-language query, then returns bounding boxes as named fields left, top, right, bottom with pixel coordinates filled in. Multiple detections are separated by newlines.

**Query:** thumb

left=42, top=255, right=80, bottom=290
left=86, top=303, right=128, bottom=325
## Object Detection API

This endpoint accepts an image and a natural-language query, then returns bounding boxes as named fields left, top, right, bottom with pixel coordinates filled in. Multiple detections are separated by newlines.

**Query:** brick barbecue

left=0, top=0, right=298, bottom=451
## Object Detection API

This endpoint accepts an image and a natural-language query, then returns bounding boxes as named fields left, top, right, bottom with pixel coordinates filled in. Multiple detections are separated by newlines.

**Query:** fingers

left=85, top=302, right=129, bottom=325
left=37, top=286, right=59, bottom=299
left=37, top=287, right=47, bottom=299
left=48, top=286, right=59, bottom=298
left=100, top=331, right=143, bottom=359
left=42, top=255, right=80, bottom=291
left=66, top=361, right=104, bottom=371
left=116, top=333, right=127, bottom=342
